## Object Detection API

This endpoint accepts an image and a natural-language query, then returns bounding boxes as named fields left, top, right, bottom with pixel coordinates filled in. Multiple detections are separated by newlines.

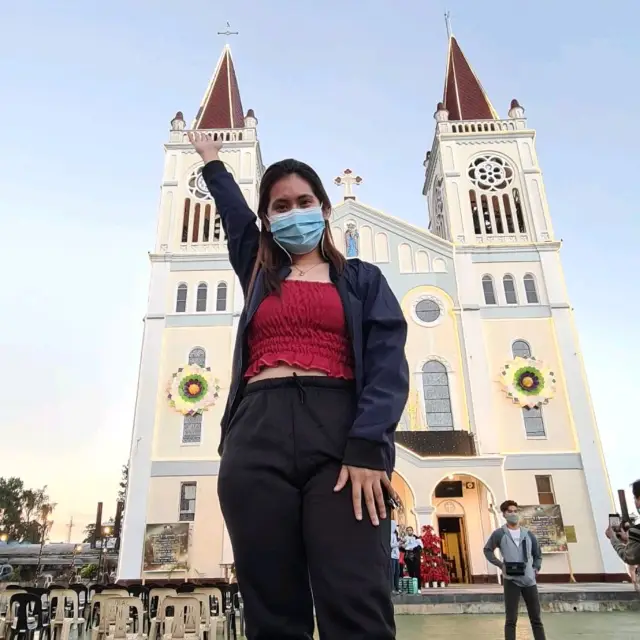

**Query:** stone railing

left=169, top=128, right=256, bottom=144
left=438, top=118, right=527, bottom=135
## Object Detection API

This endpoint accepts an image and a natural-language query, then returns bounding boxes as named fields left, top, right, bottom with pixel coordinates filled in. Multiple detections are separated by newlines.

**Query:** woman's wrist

left=200, top=150, right=220, bottom=164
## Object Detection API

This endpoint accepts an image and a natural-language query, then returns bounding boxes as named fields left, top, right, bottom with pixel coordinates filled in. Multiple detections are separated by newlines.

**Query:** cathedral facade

left=118, top=37, right=623, bottom=583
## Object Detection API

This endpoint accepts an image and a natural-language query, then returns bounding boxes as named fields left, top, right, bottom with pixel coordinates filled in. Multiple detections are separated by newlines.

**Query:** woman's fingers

left=364, top=483, right=379, bottom=526
left=352, top=478, right=363, bottom=521
left=373, top=480, right=387, bottom=520
left=333, top=466, right=349, bottom=492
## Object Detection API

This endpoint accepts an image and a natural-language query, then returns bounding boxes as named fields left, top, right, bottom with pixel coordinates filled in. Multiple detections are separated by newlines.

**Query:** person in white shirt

left=400, top=526, right=423, bottom=591
left=390, top=520, right=400, bottom=593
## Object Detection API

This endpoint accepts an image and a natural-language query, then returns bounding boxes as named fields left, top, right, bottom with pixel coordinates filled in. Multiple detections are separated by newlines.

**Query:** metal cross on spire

left=334, top=169, right=362, bottom=201
left=444, top=11, right=453, bottom=38
left=217, top=21, right=239, bottom=40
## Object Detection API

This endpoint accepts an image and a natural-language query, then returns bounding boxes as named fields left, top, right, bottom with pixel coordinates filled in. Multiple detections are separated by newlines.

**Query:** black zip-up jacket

left=202, top=160, right=409, bottom=474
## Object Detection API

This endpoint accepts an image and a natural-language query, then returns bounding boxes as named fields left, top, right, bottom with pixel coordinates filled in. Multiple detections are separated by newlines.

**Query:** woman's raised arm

left=189, top=132, right=259, bottom=295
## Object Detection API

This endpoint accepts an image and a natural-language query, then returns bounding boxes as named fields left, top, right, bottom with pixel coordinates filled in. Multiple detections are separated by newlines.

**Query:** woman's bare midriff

left=247, top=364, right=329, bottom=384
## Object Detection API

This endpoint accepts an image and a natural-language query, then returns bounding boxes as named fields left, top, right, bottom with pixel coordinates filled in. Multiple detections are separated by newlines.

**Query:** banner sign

left=519, top=505, right=568, bottom=553
left=143, top=523, right=189, bottom=572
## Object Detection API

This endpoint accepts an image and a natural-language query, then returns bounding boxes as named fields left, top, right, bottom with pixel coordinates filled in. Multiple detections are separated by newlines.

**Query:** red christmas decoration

left=420, top=525, right=450, bottom=585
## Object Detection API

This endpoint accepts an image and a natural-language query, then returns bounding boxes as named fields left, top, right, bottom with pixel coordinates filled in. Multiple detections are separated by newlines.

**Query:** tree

left=0, top=478, right=56, bottom=543
left=117, top=465, right=129, bottom=504
left=420, top=525, right=450, bottom=586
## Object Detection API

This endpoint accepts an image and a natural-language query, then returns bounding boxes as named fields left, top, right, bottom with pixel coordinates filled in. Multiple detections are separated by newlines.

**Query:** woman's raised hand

left=188, top=131, right=223, bottom=164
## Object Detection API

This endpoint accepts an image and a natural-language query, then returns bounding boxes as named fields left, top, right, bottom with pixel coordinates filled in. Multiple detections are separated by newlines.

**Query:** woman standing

left=401, top=526, right=424, bottom=592
left=189, top=133, right=409, bottom=640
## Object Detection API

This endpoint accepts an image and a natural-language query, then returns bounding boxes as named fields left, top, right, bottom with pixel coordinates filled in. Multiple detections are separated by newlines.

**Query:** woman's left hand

left=334, top=465, right=393, bottom=526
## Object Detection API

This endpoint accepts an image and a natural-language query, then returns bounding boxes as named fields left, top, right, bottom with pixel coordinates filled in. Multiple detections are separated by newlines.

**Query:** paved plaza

left=393, top=612, right=637, bottom=638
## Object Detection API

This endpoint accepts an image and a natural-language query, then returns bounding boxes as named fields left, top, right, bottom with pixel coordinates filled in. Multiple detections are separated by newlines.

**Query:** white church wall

left=166, top=269, right=236, bottom=314
left=505, top=469, right=604, bottom=575
left=146, top=476, right=226, bottom=579
left=482, top=318, right=577, bottom=453
left=400, top=286, right=469, bottom=432
left=473, top=261, right=548, bottom=307
left=152, top=326, right=234, bottom=460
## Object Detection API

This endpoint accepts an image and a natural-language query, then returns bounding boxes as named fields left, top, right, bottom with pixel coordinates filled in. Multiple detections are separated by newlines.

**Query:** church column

left=455, top=253, right=500, bottom=454
left=540, top=252, right=619, bottom=573
left=414, top=506, right=436, bottom=529
left=117, top=260, right=168, bottom=580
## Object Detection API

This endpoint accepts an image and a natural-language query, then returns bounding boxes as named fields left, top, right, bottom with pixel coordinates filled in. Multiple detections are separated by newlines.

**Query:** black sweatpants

left=503, top=579, right=546, bottom=640
left=218, top=376, right=396, bottom=640
left=404, top=551, right=421, bottom=588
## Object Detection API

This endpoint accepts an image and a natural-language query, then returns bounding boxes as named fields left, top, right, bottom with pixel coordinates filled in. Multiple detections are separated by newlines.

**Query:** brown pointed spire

left=194, top=45, right=245, bottom=129
left=443, top=36, right=498, bottom=121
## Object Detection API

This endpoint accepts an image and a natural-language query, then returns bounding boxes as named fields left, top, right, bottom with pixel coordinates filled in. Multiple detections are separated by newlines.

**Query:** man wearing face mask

left=484, top=500, right=546, bottom=640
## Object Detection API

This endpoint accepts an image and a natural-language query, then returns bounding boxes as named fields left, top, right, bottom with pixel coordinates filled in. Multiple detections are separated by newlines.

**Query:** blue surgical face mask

left=269, top=207, right=325, bottom=256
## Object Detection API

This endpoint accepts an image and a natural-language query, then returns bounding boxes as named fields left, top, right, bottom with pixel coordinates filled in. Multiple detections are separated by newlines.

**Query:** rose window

left=188, top=169, right=212, bottom=200
left=468, top=156, right=514, bottom=191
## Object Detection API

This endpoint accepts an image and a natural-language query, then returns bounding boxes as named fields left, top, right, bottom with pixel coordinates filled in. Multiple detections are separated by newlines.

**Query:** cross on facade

left=334, top=169, right=362, bottom=201
left=217, top=21, right=239, bottom=38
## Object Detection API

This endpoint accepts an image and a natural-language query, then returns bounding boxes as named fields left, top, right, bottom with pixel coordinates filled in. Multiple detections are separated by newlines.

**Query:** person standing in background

left=401, top=526, right=423, bottom=592
left=390, top=520, right=400, bottom=593
left=484, top=500, right=546, bottom=640
left=606, top=479, right=640, bottom=568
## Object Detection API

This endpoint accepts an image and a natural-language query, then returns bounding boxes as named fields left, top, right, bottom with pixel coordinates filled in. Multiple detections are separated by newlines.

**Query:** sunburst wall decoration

left=167, top=364, right=220, bottom=415
left=499, top=357, right=557, bottom=408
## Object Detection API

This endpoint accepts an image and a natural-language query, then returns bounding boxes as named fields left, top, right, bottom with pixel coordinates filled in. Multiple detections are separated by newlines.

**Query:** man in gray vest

left=484, top=500, right=546, bottom=640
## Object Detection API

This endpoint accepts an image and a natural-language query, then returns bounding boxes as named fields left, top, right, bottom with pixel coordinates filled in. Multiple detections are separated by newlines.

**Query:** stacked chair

left=0, top=581, right=245, bottom=640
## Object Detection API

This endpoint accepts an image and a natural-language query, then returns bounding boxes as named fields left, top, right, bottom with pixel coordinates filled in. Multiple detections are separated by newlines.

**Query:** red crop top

left=245, top=280, right=355, bottom=380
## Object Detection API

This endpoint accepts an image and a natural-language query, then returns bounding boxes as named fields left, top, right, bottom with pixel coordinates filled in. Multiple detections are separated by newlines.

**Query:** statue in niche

left=345, top=222, right=359, bottom=258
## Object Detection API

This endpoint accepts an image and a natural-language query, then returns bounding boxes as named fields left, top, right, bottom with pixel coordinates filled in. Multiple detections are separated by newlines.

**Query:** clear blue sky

left=1, top=0, right=638, bottom=539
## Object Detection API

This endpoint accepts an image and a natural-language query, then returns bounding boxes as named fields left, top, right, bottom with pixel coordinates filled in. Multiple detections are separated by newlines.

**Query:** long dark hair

left=247, top=159, right=345, bottom=295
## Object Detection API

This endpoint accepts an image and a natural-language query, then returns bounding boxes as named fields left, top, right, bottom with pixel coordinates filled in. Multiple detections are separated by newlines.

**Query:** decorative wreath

left=499, top=357, right=556, bottom=408
left=167, top=364, right=220, bottom=415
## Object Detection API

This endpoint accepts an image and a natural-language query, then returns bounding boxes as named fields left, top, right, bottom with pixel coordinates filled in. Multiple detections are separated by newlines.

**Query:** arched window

left=422, top=361, right=453, bottom=430
left=374, top=233, right=389, bottom=262
left=512, top=340, right=531, bottom=359
left=188, top=347, right=206, bottom=367
left=359, top=226, right=373, bottom=262
left=182, top=414, right=202, bottom=444
left=482, top=275, right=497, bottom=305
left=503, top=275, right=518, bottom=304
left=216, top=282, right=228, bottom=311
left=415, top=251, right=429, bottom=273
left=432, top=258, right=447, bottom=273
left=523, top=274, right=539, bottom=304
left=510, top=340, right=546, bottom=437
left=196, top=283, right=208, bottom=312
left=175, top=284, right=187, bottom=313
left=398, top=243, right=413, bottom=273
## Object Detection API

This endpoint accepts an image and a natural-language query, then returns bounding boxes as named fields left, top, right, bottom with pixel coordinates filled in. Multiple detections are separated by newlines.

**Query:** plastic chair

left=48, top=589, right=81, bottom=640
left=0, top=590, right=26, bottom=640
left=104, top=598, right=144, bottom=640
left=176, top=594, right=210, bottom=640
left=125, top=587, right=149, bottom=635
left=68, top=585, right=89, bottom=632
left=158, top=597, right=200, bottom=640
left=8, top=593, right=42, bottom=640
left=192, top=589, right=224, bottom=638
left=24, top=589, right=50, bottom=640
left=147, top=590, right=176, bottom=640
